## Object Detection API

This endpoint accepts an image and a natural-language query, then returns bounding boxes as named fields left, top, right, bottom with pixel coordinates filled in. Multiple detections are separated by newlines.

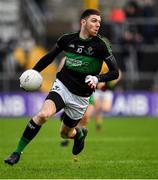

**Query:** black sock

left=15, top=119, right=41, bottom=154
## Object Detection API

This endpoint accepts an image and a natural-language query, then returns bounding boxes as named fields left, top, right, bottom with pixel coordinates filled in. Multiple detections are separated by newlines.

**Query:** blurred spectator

left=0, top=38, right=19, bottom=73
left=123, top=1, right=143, bottom=45
left=109, top=7, right=126, bottom=43
left=118, top=1, right=143, bottom=72
left=141, top=0, right=157, bottom=44
left=110, top=7, right=126, bottom=23
left=0, top=39, right=6, bottom=72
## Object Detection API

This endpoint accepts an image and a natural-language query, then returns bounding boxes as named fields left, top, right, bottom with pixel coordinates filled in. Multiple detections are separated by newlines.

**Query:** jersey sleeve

left=96, top=37, right=119, bottom=82
left=100, top=37, right=113, bottom=59
left=57, top=34, right=69, bottom=50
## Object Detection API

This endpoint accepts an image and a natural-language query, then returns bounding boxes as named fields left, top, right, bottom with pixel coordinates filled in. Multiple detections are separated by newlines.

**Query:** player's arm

left=107, top=69, right=122, bottom=87
left=33, top=44, right=62, bottom=72
left=98, top=69, right=122, bottom=91
left=96, top=55, right=119, bottom=83
left=85, top=55, right=119, bottom=89
left=85, top=38, right=119, bottom=89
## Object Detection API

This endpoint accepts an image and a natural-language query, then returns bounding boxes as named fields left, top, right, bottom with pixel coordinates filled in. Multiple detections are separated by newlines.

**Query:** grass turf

left=0, top=117, right=158, bottom=179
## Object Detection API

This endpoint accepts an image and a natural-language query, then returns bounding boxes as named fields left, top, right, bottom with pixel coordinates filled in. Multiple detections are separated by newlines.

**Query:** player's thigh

left=41, top=99, right=57, bottom=116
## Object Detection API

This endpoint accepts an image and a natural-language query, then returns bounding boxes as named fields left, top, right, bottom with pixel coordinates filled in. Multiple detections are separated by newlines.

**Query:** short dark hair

left=80, top=9, right=101, bottom=20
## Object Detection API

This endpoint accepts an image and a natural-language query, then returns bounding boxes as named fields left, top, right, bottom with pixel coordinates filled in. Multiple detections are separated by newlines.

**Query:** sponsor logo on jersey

left=66, top=58, right=89, bottom=68
left=85, top=47, right=94, bottom=55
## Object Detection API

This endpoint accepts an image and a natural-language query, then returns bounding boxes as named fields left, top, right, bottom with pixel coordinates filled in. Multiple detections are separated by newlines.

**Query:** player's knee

left=37, top=110, right=51, bottom=123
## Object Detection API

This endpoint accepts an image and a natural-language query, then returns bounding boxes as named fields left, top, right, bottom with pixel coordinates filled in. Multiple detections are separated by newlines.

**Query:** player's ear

left=81, top=19, right=86, bottom=26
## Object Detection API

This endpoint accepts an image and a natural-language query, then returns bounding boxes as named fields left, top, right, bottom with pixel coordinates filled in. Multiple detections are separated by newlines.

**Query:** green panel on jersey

left=65, top=52, right=102, bottom=74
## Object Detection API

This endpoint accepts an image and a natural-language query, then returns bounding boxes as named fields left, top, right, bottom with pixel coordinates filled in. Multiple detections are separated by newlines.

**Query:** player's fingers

left=88, top=82, right=92, bottom=86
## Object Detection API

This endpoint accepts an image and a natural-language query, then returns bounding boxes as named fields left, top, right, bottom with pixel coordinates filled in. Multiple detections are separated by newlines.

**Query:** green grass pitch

left=0, top=117, right=158, bottom=179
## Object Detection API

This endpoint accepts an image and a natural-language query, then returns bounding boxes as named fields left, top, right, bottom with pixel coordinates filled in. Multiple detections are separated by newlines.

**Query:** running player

left=4, top=9, right=119, bottom=165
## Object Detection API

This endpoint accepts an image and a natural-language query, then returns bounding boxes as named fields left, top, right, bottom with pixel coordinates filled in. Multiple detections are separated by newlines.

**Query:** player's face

left=82, top=15, right=101, bottom=37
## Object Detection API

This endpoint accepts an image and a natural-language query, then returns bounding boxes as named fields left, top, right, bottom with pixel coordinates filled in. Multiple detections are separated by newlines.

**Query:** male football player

left=4, top=9, right=119, bottom=165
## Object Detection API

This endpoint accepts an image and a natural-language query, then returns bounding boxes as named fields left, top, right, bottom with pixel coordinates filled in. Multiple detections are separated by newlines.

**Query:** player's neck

left=79, top=30, right=90, bottom=40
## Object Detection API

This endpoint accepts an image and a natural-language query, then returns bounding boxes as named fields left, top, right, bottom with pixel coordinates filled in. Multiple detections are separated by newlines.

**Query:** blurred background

left=0, top=0, right=158, bottom=117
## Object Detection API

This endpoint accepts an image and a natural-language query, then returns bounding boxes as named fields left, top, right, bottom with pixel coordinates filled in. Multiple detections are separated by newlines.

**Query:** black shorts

left=60, top=112, right=81, bottom=128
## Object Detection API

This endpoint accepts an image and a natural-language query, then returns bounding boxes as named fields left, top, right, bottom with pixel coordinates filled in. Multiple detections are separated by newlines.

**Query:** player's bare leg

left=60, top=121, right=88, bottom=155
left=4, top=100, right=56, bottom=165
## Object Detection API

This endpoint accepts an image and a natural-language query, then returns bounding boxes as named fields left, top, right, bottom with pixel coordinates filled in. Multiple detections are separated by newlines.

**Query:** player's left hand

left=85, top=75, right=98, bottom=89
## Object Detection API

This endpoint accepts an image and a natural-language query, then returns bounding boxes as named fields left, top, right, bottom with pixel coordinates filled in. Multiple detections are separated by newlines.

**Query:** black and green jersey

left=57, top=32, right=112, bottom=74
left=33, top=31, right=118, bottom=97
left=56, top=32, right=116, bottom=96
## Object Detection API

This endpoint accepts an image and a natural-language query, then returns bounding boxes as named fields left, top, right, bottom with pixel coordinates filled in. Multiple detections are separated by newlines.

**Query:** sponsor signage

left=0, top=92, right=158, bottom=117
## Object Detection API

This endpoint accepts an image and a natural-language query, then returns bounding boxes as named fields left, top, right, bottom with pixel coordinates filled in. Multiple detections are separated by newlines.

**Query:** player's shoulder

left=96, top=34, right=113, bottom=53
left=57, top=31, right=79, bottom=49
left=58, top=31, right=79, bottom=41
left=96, top=34, right=111, bottom=46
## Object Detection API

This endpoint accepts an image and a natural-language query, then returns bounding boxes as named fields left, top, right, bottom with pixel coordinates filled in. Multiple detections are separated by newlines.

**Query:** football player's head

left=80, top=9, right=101, bottom=37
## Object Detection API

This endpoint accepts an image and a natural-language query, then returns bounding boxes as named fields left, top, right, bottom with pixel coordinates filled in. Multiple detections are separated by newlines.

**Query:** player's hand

left=85, top=75, right=98, bottom=89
